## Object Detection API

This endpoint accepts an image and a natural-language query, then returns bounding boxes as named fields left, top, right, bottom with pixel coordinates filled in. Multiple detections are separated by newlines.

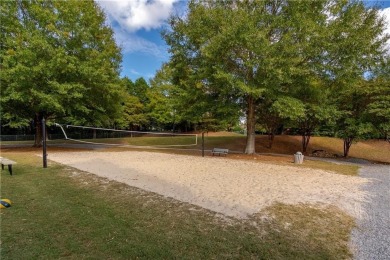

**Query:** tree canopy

left=0, top=0, right=123, bottom=145
left=1, top=0, right=389, bottom=156
left=164, top=0, right=389, bottom=154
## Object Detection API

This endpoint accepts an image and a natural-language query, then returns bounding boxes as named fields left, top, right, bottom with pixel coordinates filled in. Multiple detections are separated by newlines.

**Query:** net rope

left=54, top=123, right=198, bottom=147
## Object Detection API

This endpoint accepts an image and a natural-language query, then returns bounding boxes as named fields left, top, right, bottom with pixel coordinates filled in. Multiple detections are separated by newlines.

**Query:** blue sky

left=96, top=0, right=390, bottom=82
left=96, top=0, right=186, bottom=82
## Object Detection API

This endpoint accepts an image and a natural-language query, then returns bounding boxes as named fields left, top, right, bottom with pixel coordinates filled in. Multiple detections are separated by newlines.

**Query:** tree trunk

left=301, top=133, right=311, bottom=154
left=343, top=137, right=353, bottom=157
left=268, top=132, right=275, bottom=149
left=245, top=96, right=256, bottom=154
left=33, top=114, right=43, bottom=147
left=93, top=129, right=97, bottom=139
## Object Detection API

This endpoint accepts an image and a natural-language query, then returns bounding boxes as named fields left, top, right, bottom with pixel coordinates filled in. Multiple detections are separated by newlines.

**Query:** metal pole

left=202, top=132, right=205, bottom=157
left=42, top=118, right=47, bottom=168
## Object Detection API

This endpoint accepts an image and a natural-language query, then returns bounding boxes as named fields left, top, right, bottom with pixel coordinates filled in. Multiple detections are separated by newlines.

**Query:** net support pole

left=42, top=118, right=47, bottom=168
left=202, top=132, right=205, bottom=157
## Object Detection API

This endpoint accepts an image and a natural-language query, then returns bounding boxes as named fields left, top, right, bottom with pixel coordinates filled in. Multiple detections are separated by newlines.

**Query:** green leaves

left=271, top=97, right=306, bottom=121
left=1, top=0, right=123, bottom=130
left=164, top=0, right=388, bottom=153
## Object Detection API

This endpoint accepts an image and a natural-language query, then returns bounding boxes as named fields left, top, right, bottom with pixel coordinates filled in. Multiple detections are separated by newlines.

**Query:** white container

left=294, top=152, right=304, bottom=164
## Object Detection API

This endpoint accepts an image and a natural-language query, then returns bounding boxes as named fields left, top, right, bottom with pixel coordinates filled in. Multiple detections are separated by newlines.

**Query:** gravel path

left=351, top=164, right=390, bottom=260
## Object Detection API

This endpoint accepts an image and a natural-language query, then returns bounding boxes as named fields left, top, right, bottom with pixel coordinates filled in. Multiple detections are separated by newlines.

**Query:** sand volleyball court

left=48, top=151, right=368, bottom=218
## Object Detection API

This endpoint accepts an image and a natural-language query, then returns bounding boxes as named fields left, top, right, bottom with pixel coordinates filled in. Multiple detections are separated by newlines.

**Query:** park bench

left=0, top=157, right=16, bottom=176
left=212, top=148, right=229, bottom=156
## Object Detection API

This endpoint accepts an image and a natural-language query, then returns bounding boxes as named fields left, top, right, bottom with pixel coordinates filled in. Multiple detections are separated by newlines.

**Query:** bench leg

left=8, top=165, right=12, bottom=175
left=1, top=164, right=4, bottom=170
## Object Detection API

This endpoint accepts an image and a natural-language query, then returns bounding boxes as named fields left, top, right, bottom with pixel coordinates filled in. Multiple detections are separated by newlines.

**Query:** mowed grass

left=132, top=133, right=388, bottom=164
left=3, top=133, right=388, bottom=163
left=192, top=134, right=390, bottom=164
left=1, top=152, right=355, bottom=259
left=125, top=135, right=198, bottom=146
left=252, top=135, right=390, bottom=163
left=308, top=137, right=390, bottom=163
left=69, top=136, right=198, bottom=146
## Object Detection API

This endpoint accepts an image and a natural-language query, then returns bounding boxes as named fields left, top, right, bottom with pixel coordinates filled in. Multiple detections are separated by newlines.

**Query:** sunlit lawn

left=2, top=134, right=388, bottom=163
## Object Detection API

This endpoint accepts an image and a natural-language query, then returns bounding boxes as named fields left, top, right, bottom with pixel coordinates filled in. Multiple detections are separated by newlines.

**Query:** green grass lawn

left=1, top=153, right=355, bottom=259
left=125, top=135, right=198, bottom=146
left=3, top=134, right=388, bottom=163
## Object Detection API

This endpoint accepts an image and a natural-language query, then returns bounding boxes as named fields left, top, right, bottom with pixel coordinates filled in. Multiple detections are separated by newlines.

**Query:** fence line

left=0, top=134, right=64, bottom=142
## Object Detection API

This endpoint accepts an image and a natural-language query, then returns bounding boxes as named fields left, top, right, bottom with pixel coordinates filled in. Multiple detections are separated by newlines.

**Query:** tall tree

left=256, top=96, right=304, bottom=149
left=116, top=93, right=148, bottom=131
left=334, top=79, right=374, bottom=157
left=133, top=78, right=150, bottom=105
left=165, top=0, right=387, bottom=154
left=147, top=65, right=180, bottom=131
left=165, top=0, right=289, bottom=153
left=117, top=77, right=148, bottom=130
left=368, top=58, right=390, bottom=140
left=148, top=64, right=241, bottom=132
left=329, top=3, right=389, bottom=156
left=0, top=0, right=123, bottom=146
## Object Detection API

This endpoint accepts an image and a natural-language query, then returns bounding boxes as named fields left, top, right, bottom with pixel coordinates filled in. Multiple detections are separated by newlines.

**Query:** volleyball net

left=54, top=124, right=198, bottom=147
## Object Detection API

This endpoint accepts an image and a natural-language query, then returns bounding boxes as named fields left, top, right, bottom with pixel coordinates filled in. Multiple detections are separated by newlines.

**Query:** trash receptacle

left=294, top=152, right=304, bottom=164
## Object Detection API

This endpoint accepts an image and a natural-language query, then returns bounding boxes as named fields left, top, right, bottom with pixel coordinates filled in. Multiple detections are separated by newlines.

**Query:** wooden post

left=42, top=118, right=47, bottom=168
left=202, top=132, right=205, bottom=157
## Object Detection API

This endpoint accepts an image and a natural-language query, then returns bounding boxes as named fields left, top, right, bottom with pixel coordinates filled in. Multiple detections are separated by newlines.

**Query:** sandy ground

left=48, top=151, right=369, bottom=219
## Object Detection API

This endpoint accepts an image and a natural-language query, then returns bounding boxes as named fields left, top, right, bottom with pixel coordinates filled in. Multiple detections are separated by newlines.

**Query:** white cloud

left=129, top=69, right=141, bottom=75
left=113, top=27, right=168, bottom=58
left=97, top=0, right=179, bottom=32
left=97, top=0, right=182, bottom=57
